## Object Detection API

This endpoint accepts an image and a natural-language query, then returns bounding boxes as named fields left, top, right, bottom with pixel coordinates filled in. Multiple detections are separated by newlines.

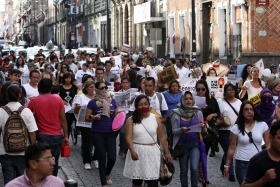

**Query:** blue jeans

left=218, top=130, right=234, bottom=176
left=179, top=143, right=200, bottom=187
left=0, top=155, right=25, bottom=185
left=235, top=159, right=249, bottom=185
left=37, top=134, right=63, bottom=176
left=91, top=131, right=116, bottom=186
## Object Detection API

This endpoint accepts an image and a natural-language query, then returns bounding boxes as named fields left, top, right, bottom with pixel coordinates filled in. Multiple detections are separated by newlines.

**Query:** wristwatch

left=89, top=115, right=93, bottom=119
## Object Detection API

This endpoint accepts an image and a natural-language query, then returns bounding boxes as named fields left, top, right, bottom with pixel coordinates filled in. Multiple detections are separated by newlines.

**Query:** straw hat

left=202, top=60, right=229, bottom=77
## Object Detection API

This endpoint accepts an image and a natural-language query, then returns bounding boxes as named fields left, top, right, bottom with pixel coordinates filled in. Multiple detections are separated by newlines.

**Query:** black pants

left=132, top=179, right=158, bottom=187
left=65, top=113, right=75, bottom=138
left=80, top=127, right=97, bottom=163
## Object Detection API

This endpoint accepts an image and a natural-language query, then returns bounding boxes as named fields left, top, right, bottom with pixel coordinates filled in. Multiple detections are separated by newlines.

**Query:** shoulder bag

left=244, top=131, right=260, bottom=152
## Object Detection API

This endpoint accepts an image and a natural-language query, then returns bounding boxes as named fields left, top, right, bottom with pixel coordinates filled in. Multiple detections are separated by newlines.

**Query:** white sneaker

left=84, top=163, right=91, bottom=170
left=93, top=160, right=99, bottom=168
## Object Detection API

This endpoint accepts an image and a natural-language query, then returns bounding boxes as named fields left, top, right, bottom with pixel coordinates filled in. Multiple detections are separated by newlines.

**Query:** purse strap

left=244, top=131, right=260, bottom=152
left=224, top=98, right=238, bottom=116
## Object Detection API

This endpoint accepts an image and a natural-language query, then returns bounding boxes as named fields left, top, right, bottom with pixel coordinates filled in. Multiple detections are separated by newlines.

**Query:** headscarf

left=172, top=91, right=200, bottom=118
left=156, top=58, right=165, bottom=66
left=94, top=88, right=111, bottom=118
left=255, top=88, right=274, bottom=120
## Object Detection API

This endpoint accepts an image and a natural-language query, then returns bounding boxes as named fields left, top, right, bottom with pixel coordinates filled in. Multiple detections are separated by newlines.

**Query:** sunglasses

left=247, top=131, right=253, bottom=143
left=196, top=88, right=206, bottom=92
left=98, top=86, right=108, bottom=90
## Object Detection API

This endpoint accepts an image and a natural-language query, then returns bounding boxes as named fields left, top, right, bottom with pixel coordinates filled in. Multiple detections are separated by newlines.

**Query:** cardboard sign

left=249, top=93, right=260, bottom=106
left=157, top=65, right=178, bottom=86
left=206, top=77, right=228, bottom=99
left=254, top=58, right=264, bottom=78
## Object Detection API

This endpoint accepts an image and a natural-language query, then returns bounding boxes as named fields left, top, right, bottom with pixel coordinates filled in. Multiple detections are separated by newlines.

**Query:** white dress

left=123, top=113, right=160, bottom=180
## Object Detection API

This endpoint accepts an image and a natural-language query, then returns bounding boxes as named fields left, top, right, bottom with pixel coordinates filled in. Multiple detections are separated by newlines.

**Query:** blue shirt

left=87, top=99, right=118, bottom=133
left=162, top=91, right=182, bottom=117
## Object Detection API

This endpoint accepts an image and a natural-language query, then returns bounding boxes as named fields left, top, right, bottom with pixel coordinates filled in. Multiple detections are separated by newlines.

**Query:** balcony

left=85, top=3, right=94, bottom=16
left=58, top=9, right=66, bottom=21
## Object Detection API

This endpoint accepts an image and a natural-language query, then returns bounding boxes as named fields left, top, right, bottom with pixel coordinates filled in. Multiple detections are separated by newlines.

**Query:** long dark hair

left=236, top=101, right=263, bottom=135
left=127, top=70, right=138, bottom=88
left=195, top=79, right=210, bottom=105
left=223, top=82, right=237, bottom=98
left=132, top=95, right=150, bottom=124
left=241, top=64, right=252, bottom=84
left=138, top=77, right=146, bottom=92
left=15, top=57, right=25, bottom=68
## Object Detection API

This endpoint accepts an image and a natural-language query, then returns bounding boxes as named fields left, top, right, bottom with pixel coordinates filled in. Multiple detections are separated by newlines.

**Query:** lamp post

left=191, top=0, right=196, bottom=59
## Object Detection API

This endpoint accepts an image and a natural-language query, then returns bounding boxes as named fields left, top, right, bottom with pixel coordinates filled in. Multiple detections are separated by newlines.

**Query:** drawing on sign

left=157, top=65, right=179, bottom=86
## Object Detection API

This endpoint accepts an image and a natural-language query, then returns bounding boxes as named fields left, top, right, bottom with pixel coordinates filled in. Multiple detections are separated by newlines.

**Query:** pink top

left=28, top=94, right=64, bottom=135
left=5, top=169, right=64, bottom=187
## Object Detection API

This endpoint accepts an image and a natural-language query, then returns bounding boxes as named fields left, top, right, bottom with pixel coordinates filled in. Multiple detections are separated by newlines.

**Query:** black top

left=59, top=84, right=78, bottom=105
left=245, top=149, right=280, bottom=186
left=201, top=96, right=220, bottom=127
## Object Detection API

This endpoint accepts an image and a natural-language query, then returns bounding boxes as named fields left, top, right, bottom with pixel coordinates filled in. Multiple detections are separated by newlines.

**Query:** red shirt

left=28, top=94, right=64, bottom=135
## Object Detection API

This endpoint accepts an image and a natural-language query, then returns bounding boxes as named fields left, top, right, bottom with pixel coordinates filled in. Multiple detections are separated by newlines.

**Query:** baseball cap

left=27, top=62, right=35, bottom=67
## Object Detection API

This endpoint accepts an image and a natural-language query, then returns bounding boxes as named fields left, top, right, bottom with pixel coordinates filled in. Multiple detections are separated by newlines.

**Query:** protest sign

left=20, top=74, right=29, bottom=85
left=249, top=93, right=260, bottom=106
left=76, top=105, right=92, bottom=128
left=254, top=58, right=264, bottom=78
left=177, top=77, right=197, bottom=94
left=206, top=77, right=228, bottom=99
left=121, top=44, right=130, bottom=56
left=157, top=65, right=178, bottom=86
left=100, top=55, right=122, bottom=68
left=236, top=64, right=246, bottom=80
left=113, top=88, right=138, bottom=111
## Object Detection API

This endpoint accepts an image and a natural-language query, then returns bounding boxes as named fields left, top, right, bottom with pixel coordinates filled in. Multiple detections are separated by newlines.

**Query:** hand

left=224, top=167, right=229, bottom=178
left=131, top=151, right=139, bottom=161
left=264, top=168, right=276, bottom=182
left=181, top=127, right=190, bottom=133
left=75, top=104, right=82, bottom=110
left=241, top=85, right=247, bottom=91
left=206, top=114, right=213, bottom=121
left=94, top=114, right=101, bottom=120
left=64, top=101, right=68, bottom=105
left=165, top=154, right=171, bottom=163
left=63, top=137, right=69, bottom=145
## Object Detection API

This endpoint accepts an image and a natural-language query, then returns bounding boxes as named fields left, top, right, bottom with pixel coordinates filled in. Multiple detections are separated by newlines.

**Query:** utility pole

left=74, top=4, right=77, bottom=49
left=106, top=0, right=111, bottom=51
left=55, top=4, right=57, bottom=44
left=191, top=0, right=196, bottom=59
left=42, top=2, right=44, bottom=45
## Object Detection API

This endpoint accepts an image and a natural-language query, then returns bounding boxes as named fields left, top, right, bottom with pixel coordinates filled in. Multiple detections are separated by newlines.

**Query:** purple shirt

left=87, top=98, right=118, bottom=133
left=5, top=169, right=64, bottom=187
left=177, top=116, right=200, bottom=145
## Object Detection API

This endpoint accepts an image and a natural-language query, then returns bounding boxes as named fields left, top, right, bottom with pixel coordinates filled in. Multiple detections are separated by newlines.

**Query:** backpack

left=1, top=106, right=28, bottom=153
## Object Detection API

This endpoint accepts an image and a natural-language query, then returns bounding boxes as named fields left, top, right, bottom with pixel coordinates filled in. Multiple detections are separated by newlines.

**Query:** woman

left=206, top=67, right=217, bottom=77
left=238, top=64, right=252, bottom=101
left=85, top=81, right=118, bottom=187
left=239, top=66, right=265, bottom=99
left=59, top=73, right=78, bottom=137
left=126, top=69, right=138, bottom=88
left=193, top=67, right=202, bottom=79
left=162, top=80, right=182, bottom=153
left=136, top=57, right=145, bottom=67
left=75, top=63, right=90, bottom=85
left=73, top=80, right=98, bottom=170
left=224, top=101, right=269, bottom=185
left=267, top=76, right=280, bottom=105
left=123, top=94, right=171, bottom=187
left=255, top=88, right=277, bottom=128
left=171, top=91, right=204, bottom=187
left=54, top=62, right=62, bottom=82
left=14, top=57, right=28, bottom=75
left=217, top=83, right=242, bottom=182
left=195, top=79, right=220, bottom=154
left=41, top=64, right=55, bottom=84
left=57, top=63, right=70, bottom=84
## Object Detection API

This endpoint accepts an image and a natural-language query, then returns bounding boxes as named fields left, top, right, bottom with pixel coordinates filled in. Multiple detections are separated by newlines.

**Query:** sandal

left=107, top=180, right=112, bottom=185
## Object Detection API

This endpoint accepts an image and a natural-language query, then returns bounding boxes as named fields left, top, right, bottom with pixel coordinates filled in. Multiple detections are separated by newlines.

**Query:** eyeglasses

left=137, top=103, right=149, bottom=107
left=98, top=86, right=108, bottom=90
left=36, top=157, right=55, bottom=163
left=247, top=131, right=253, bottom=143
left=196, top=88, right=206, bottom=92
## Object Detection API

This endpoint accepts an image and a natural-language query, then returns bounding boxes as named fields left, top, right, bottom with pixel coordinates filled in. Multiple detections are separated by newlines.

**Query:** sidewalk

left=60, top=136, right=239, bottom=187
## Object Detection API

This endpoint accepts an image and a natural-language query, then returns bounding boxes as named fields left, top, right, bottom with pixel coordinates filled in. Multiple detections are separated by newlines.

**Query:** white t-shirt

left=244, top=80, right=265, bottom=99
left=217, top=99, right=242, bottom=130
left=72, top=94, right=92, bottom=128
left=23, top=83, right=39, bottom=99
left=79, top=60, right=86, bottom=67
left=75, top=70, right=90, bottom=84
left=231, top=121, right=268, bottom=161
left=175, top=66, right=191, bottom=78
left=129, top=92, right=168, bottom=115
left=111, top=66, right=120, bottom=82
left=69, top=63, right=78, bottom=74
left=0, top=102, right=38, bottom=155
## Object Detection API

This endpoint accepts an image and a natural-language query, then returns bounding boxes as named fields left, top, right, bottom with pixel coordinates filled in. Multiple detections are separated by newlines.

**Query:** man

left=241, top=121, right=280, bottom=187
left=0, top=84, right=37, bottom=185
left=112, top=50, right=118, bottom=56
left=132, top=48, right=141, bottom=62
left=167, top=58, right=176, bottom=66
left=95, top=68, right=111, bottom=85
left=104, top=49, right=111, bottom=57
left=36, top=49, right=46, bottom=59
left=58, top=53, right=64, bottom=62
left=5, top=142, right=64, bottom=187
left=175, top=58, right=191, bottom=78
left=66, top=54, right=78, bottom=73
left=27, top=62, right=36, bottom=73
left=62, top=42, right=66, bottom=50
left=235, top=58, right=242, bottom=65
left=49, top=55, right=57, bottom=71
left=79, top=52, right=87, bottom=67
left=269, top=64, right=277, bottom=77
left=28, top=78, right=69, bottom=176
left=129, top=77, right=168, bottom=122
left=23, top=70, right=40, bottom=99
left=104, top=60, right=118, bottom=83
left=90, top=53, right=96, bottom=61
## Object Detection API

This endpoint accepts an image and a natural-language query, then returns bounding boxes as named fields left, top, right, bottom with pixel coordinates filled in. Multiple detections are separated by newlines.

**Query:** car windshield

left=0, top=40, right=5, bottom=44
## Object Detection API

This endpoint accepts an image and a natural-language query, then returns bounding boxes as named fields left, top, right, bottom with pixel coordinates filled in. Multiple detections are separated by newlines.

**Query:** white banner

left=206, top=77, right=228, bottom=99
left=177, top=77, right=197, bottom=94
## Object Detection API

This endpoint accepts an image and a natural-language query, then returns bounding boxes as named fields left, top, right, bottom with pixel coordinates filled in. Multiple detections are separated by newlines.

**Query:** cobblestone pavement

left=59, top=135, right=239, bottom=187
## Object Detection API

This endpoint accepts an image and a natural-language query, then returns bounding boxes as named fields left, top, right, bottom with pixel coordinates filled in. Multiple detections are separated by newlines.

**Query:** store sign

left=134, top=2, right=151, bottom=24
left=235, top=6, right=242, bottom=23
left=256, top=0, right=269, bottom=5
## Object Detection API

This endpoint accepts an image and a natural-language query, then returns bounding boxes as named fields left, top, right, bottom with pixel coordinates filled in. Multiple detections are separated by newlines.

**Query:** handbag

left=173, top=115, right=194, bottom=158
left=140, top=122, right=175, bottom=186
left=202, top=119, right=218, bottom=143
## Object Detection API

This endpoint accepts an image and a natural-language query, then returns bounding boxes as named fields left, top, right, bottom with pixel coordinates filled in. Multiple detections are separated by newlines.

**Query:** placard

left=121, top=44, right=130, bottom=56
left=177, top=77, right=197, bottom=94
left=157, top=65, right=179, bottom=86
left=206, top=77, right=228, bottom=99
left=249, top=93, right=260, bottom=106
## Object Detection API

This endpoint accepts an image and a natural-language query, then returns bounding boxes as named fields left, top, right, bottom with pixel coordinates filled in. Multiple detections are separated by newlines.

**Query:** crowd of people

left=0, top=47, right=279, bottom=187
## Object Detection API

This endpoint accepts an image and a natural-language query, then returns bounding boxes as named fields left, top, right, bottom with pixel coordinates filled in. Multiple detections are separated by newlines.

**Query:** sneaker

left=118, top=149, right=125, bottom=158
left=84, top=163, right=91, bottom=170
left=93, top=160, right=99, bottom=168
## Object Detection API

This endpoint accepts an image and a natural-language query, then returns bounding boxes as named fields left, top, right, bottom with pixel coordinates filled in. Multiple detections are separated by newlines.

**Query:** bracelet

left=262, top=176, right=267, bottom=185
left=224, top=165, right=230, bottom=168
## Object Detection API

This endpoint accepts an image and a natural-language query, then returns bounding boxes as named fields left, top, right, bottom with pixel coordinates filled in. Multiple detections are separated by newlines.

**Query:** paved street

left=59, top=135, right=239, bottom=187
